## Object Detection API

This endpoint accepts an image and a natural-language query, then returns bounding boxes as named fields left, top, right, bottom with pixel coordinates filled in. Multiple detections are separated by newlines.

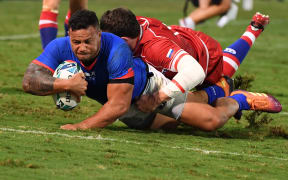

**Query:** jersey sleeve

left=107, top=44, right=134, bottom=84
left=142, top=38, right=189, bottom=72
left=32, top=39, right=64, bottom=73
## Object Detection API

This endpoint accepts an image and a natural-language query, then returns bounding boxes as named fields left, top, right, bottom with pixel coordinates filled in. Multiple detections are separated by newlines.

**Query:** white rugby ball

left=52, top=60, right=83, bottom=111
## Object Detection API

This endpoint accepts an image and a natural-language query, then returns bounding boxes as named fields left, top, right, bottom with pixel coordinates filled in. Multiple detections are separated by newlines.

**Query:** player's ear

left=96, top=28, right=102, bottom=37
left=121, top=37, right=137, bottom=50
left=121, top=37, right=129, bottom=42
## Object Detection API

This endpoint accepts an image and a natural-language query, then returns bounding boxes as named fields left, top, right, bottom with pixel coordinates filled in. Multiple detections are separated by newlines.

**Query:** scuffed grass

left=233, top=74, right=255, bottom=91
left=0, top=159, right=40, bottom=169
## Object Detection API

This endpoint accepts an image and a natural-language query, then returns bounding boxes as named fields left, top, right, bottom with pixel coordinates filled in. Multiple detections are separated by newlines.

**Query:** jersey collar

left=80, top=58, right=98, bottom=71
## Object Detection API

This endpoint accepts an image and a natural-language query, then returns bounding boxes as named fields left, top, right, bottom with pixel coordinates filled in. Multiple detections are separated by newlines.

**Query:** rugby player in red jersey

left=100, top=8, right=270, bottom=114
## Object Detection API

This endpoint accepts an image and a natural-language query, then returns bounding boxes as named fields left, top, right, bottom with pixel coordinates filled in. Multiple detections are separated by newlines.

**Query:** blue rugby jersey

left=32, top=32, right=147, bottom=104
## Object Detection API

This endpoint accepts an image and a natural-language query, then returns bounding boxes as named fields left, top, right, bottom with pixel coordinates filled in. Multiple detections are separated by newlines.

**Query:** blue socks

left=203, top=85, right=225, bottom=105
left=40, top=28, right=57, bottom=49
left=224, top=39, right=250, bottom=64
left=229, top=94, right=250, bottom=111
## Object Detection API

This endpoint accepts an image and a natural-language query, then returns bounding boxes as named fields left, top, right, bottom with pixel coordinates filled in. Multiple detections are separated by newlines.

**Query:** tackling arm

left=160, top=54, right=205, bottom=100
left=136, top=54, right=206, bottom=112
left=61, top=83, right=133, bottom=130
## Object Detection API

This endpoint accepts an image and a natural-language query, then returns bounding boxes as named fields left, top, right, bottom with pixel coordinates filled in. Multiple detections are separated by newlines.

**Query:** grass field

left=0, top=0, right=288, bottom=179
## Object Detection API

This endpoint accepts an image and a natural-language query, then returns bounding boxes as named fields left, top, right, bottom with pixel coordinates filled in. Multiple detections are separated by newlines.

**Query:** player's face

left=69, top=26, right=101, bottom=64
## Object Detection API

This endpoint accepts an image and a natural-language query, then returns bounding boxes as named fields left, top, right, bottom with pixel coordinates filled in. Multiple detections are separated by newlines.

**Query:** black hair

left=100, top=8, right=140, bottom=38
left=68, top=9, right=100, bottom=31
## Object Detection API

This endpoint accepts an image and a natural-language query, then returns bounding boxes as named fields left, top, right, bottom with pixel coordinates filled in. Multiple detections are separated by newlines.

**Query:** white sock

left=243, top=0, right=253, bottom=11
left=184, top=17, right=195, bottom=29
left=217, top=3, right=238, bottom=28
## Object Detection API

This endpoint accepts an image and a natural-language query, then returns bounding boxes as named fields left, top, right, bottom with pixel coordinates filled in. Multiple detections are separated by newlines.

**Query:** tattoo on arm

left=22, top=63, right=55, bottom=95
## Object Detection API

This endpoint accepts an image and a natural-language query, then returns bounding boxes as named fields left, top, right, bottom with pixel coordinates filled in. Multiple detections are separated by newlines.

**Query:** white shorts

left=119, top=65, right=188, bottom=129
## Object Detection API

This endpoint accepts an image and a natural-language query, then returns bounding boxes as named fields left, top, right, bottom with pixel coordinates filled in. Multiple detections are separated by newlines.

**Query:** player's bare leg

left=189, top=0, right=230, bottom=24
left=150, top=114, right=180, bottom=130
left=150, top=90, right=235, bottom=130
left=178, top=92, right=238, bottom=131
left=177, top=90, right=281, bottom=131
left=69, top=0, right=88, bottom=14
left=64, top=0, right=88, bottom=36
left=42, top=0, right=61, bottom=11
left=179, top=0, right=231, bottom=29
left=150, top=79, right=233, bottom=130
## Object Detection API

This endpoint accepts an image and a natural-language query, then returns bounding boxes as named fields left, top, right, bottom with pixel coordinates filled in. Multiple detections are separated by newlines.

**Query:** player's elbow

left=22, top=76, right=31, bottom=93
left=120, top=103, right=130, bottom=115
left=114, top=101, right=131, bottom=116
left=198, top=68, right=206, bottom=83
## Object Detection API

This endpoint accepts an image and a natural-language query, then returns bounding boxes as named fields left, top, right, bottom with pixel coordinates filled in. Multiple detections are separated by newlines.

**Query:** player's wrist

left=53, top=78, right=70, bottom=93
left=76, top=122, right=90, bottom=130
left=154, top=90, right=170, bottom=105
left=61, top=78, right=71, bottom=92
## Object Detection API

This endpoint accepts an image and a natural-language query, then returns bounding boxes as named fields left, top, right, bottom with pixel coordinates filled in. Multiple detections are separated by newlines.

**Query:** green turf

left=0, top=0, right=288, bottom=179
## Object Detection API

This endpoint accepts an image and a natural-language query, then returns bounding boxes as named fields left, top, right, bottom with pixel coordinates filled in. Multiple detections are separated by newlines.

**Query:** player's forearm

left=161, top=55, right=205, bottom=99
left=22, top=63, right=69, bottom=96
left=76, top=101, right=130, bottom=129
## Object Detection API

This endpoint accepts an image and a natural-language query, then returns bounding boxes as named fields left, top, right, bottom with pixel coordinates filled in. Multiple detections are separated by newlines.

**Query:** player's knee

left=198, top=6, right=209, bottom=11
left=220, top=2, right=231, bottom=13
left=202, top=116, right=221, bottom=131
left=42, top=0, right=60, bottom=12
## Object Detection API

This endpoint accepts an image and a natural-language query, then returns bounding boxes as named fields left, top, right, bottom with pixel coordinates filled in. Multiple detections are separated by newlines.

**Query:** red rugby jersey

left=134, top=17, right=208, bottom=78
left=134, top=16, right=223, bottom=84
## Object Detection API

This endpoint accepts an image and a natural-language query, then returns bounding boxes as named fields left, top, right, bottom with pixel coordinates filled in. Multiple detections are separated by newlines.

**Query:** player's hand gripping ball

left=52, top=60, right=83, bottom=111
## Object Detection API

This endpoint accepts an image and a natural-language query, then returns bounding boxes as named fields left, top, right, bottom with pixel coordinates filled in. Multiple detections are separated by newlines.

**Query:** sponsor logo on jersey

left=85, top=72, right=97, bottom=81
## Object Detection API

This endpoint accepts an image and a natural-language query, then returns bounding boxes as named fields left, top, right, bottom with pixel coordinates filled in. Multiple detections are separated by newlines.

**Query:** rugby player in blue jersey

left=22, top=10, right=282, bottom=131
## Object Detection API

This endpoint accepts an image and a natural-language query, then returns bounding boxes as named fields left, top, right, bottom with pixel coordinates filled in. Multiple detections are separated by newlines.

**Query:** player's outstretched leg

left=222, top=12, right=270, bottom=77
left=179, top=89, right=281, bottom=131
left=229, top=90, right=282, bottom=113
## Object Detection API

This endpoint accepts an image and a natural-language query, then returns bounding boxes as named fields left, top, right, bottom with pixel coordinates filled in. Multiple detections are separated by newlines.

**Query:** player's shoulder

left=101, top=32, right=124, bottom=43
left=44, top=36, right=70, bottom=51
left=51, top=36, right=69, bottom=45
left=136, top=16, right=163, bottom=26
left=101, top=32, right=130, bottom=52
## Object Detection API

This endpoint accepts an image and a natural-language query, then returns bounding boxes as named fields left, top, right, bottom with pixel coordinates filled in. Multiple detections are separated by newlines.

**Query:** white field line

left=0, top=33, right=40, bottom=40
left=0, top=127, right=287, bottom=161
left=0, top=32, right=65, bottom=40
left=280, top=112, right=288, bottom=115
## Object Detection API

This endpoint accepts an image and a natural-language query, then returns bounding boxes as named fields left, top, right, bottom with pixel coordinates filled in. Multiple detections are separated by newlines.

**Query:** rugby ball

left=52, top=60, right=83, bottom=111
